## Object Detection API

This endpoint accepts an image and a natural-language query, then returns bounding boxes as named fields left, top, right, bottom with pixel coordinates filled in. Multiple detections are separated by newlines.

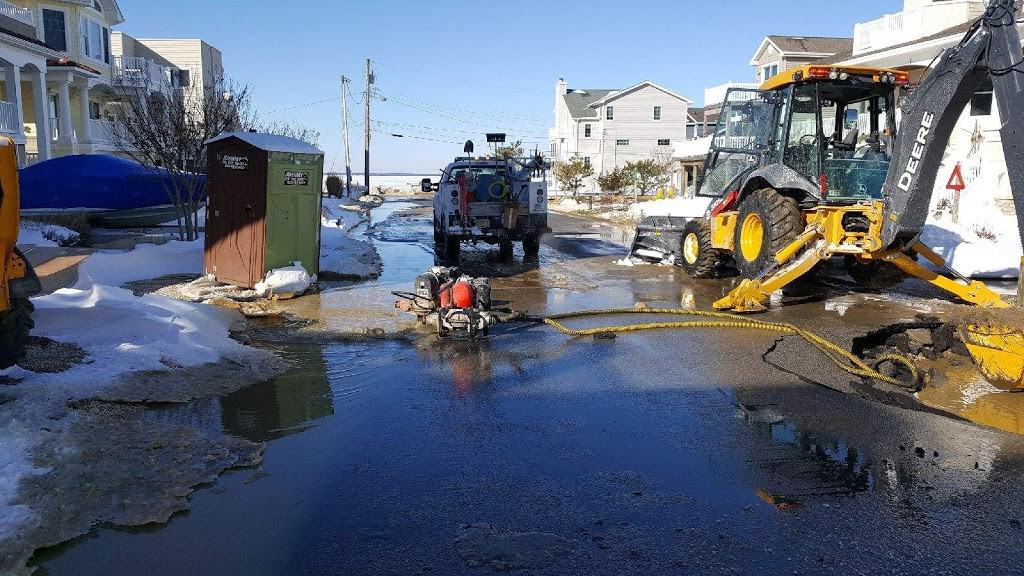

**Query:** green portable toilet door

left=264, top=153, right=324, bottom=276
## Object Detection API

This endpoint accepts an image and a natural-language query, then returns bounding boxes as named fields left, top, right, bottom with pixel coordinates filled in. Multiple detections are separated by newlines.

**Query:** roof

left=48, top=58, right=102, bottom=75
left=0, top=25, right=62, bottom=55
left=562, top=89, right=615, bottom=120
left=590, top=80, right=693, bottom=106
left=205, top=132, right=324, bottom=155
left=687, top=107, right=706, bottom=123
left=750, top=35, right=853, bottom=65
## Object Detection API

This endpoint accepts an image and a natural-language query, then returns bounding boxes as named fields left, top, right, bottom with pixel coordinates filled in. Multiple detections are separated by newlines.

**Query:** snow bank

left=255, top=263, right=314, bottom=297
left=922, top=215, right=1021, bottom=279
left=74, top=240, right=203, bottom=288
left=17, top=222, right=80, bottom=247
left=627, top=196, right=713, bottom=221
left=23, top=285, right=255, bottom=386
left=319, top=203, right=381, bottom=279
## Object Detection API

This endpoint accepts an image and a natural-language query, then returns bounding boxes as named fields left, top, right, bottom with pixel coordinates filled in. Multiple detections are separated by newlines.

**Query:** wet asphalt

left=32, top=200, right=1024, bottom=575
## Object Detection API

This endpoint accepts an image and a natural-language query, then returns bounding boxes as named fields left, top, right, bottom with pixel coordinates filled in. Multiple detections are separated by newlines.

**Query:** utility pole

left=364, top=58, right=372, bottom=193
left=341, top=75, right=352, bottom=196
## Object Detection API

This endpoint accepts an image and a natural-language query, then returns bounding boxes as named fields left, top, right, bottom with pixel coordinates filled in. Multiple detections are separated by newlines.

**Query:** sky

left=122, top=0, right=903, bottom=175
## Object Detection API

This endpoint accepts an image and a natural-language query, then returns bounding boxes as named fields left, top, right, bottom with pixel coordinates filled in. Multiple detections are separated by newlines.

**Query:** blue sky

left=123, top=0, right=902, bottom=174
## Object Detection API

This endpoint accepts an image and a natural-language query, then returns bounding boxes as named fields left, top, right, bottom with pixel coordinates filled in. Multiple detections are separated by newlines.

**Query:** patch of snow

left=319, top=206, right=381, bottom=279
left=321, top=200, right=367, bottom=232
left=627, top=196, right=713, bottom=221
left=613, top=257, right=637, bottom=267
left=922, top=209, right=1021, bottom=279
left=16, top=222, right=79, bottom=247
left=74, top=240, right=203, bottom=288
left=255, top=263, right=314, bottom=297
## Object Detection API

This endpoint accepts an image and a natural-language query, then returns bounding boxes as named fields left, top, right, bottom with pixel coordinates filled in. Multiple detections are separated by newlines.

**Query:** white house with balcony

left=549, top=78, right=691, bottom=190
left=0, top=0, right=224, bottom=167
left=748, top=35, right=853, bottom=84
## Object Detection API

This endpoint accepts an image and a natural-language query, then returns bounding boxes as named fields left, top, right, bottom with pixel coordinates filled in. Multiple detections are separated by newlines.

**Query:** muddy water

left=918, top=360, right=1024, bottom=435
left=31, top=204, right=1024, bottom=576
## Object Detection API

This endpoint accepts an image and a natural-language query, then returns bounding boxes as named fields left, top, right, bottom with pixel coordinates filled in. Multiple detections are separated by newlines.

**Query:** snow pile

left=627, top=196, right=713, bottom=221
left=17, top=221, right=80, bottom=247
left=255, top=263, right=314, bottom=298
left=322, top=200, right=367, bottom=232
left=922, top=211, right=1021, bottom=279
left=75, top=239, right=203, bottom=288
left=24, top=285, right=256, bottom=385
left=319, top=204, right=382, bottom=280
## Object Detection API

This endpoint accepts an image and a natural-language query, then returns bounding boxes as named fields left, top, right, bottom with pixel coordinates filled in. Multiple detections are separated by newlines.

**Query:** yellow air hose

left=542, top=307, right=926, bottom=389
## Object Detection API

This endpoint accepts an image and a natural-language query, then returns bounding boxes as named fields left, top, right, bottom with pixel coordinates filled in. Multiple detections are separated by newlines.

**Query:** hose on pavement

left=541, top=307, right=926, bottom=389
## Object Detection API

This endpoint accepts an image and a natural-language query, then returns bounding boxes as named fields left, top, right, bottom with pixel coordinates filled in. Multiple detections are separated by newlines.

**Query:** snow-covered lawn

left=922, top=212, right=1022, bottom=279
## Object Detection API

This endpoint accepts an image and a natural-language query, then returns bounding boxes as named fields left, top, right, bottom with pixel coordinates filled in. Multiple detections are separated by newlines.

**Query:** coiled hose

left=541, top=307, right=926, bottom=389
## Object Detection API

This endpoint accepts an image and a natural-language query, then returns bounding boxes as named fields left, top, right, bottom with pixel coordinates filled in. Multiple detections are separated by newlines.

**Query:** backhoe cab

left=685, top=65, right=907, bottom=285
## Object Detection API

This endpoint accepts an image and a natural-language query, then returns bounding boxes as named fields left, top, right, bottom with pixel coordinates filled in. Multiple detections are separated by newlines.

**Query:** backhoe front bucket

left=629, top=216, right=690, bottom=262
left=959, top=324, right=1024, bottom=390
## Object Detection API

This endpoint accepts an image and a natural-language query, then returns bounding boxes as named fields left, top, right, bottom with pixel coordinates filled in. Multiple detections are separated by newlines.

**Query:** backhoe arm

left=880, top=0, right=1024, bottom=251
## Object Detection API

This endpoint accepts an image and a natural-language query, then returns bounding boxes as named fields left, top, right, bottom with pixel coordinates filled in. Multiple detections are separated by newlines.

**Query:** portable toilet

left=203, top=132, right=324, bottom=288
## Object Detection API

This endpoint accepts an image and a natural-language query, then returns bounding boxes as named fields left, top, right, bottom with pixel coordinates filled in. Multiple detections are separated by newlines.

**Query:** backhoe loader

left=631, top=0, right=1024, bottom=387
left=0, top=136, right=41, bottom=369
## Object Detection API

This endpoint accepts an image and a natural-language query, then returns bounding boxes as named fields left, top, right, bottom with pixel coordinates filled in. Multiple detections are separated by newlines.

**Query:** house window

left=80, top=17, right=104, bottom=62
left=615, top=139, right=629, bottom=146
left=971, top=79, right=993, bottom=116
left=686, top=125, right=696, bottom=139
left=606, top=106, right=614, bottom=120
left=584, top=123, right=592, bottom=138
left=42, top=9, right=67, bottom=52
left=583, top=157, right=591, bottom=167
left=103, top=27, right=110, bottom=64
left=658, top=139, right=671, bottom=146
left=168, top=69, right=191, bottom=88
left=93, top=0, right=103, bottom=11
left=762, top=63, right=779, bottom=81
left=653, top=106, right=661, bottom=120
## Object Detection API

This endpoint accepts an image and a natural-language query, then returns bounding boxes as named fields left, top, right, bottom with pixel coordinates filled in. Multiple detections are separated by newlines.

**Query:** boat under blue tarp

left=19, top=155, right=206, bottom=227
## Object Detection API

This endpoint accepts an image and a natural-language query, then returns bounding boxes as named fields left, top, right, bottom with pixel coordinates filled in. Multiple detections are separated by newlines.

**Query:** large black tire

left=498, top=241, right=514, bottom=260
left=679, top=219, right=722, bottom=279
left=0, top=298, right=34, bottom=370
left=522, top=234, right=541, bottom=258
left=433, top=220, right=443, bottom=244
left=844, top=256, right=909, bottom=290
left=733, top=188, right=803, bottom=279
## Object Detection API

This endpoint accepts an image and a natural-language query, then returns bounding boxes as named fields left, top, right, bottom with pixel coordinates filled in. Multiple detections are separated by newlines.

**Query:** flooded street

left=32, top=200, right=1024, bottom=575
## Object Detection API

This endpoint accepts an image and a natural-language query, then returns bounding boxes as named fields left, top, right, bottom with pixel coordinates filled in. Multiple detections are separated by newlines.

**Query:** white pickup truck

left=423, top=155, right=551, bottom=261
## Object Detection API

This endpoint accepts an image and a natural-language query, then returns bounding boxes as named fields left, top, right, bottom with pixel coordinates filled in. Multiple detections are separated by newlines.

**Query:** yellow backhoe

left=0, top=136, right=41, bottom=369
left=631, top=0, right=1024, bottom=388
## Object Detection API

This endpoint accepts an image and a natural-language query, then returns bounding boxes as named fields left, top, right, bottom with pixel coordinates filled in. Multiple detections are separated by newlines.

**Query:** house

left=112, top=33, right=224, bottom=111
left=0, top=0, right=223, bottom=167
left=749, top=35, right=853, bottom=83
left=549, top=78, right=691, bottom=189
left=821, top=0, right=1023, bottom=222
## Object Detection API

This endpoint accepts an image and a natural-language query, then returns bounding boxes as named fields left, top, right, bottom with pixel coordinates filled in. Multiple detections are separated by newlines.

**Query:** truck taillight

left=894, top=72, right=910, bottom=85
left=807, top=67, right=832, bottom=79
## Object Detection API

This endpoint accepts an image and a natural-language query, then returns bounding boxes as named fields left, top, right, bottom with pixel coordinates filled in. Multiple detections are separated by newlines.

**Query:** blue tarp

left=19, top=154, right=206, bottom=210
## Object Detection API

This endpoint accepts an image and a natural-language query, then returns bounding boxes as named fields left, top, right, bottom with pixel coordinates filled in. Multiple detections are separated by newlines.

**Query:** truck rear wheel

left=733, top=188, right=802, bottom=279
left=499, top=241, right=514, bottom=260
left=680, top=219, right=721, bottom=278
left=0, top=298, right=34, bottom=370
left=523, top=234, right=541, bottom=258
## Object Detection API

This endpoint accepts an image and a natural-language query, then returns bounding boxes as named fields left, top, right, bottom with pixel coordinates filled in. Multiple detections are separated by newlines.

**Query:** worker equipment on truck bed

left=0, top=136, right=42, bottom=369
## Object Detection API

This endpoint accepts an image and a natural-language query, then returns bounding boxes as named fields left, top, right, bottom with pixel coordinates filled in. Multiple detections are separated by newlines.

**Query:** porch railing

left=112, top=56, right=170, bottom=88
left=0, top=0, right=33, bottom=26
left=0, top=101, right=18, bottom=135
left=89, top=118, right=118, bottom=143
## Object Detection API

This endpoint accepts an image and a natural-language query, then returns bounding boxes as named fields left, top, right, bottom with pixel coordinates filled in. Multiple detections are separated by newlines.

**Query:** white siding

left=595, top=85, right=687, bottom=174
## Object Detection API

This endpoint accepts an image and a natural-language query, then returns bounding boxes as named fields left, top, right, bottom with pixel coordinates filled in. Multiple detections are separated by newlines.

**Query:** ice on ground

left=627, top=196, right=712, bottom=220
left=16, top=221, right=80, bottom=247
left=256, top=263, right=314, bottom=297
left=613, top=257, right=636, bottom=267
left=75, top=239, right=203, bottom=288
left=322, top=199, right=368, bottom=232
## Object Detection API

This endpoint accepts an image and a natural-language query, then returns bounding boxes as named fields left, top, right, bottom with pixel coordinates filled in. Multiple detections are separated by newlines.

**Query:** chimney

left=556, top=78, right=568, bottom=97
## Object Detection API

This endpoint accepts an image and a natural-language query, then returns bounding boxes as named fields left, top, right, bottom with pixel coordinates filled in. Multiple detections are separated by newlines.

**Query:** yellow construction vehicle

left=630, top=0, right=1024, bottom=387
left=0, top=136, right=41, bottom=369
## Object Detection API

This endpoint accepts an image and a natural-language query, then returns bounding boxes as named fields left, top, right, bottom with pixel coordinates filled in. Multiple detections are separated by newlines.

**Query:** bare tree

left=107, top=69, right=256, bottom=240
left=258, top=119, right=321, bottom=148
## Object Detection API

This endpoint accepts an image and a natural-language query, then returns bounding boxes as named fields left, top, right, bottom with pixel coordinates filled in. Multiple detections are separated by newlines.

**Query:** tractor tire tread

left=0, top=298, right=34, bottom=370
left=735, top=188, right=803, bottom=279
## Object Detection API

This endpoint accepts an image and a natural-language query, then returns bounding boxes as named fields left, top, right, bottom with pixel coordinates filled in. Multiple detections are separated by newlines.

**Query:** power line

left=378, top=89, right=548, bottom=122
left=374, top=60, right=550, bottom=94
left=383, top=95, right=549, bottom=134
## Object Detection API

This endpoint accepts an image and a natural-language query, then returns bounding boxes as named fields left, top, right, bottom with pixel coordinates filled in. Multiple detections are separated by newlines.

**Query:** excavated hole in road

left=852, top=316, right=974, bottom=391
